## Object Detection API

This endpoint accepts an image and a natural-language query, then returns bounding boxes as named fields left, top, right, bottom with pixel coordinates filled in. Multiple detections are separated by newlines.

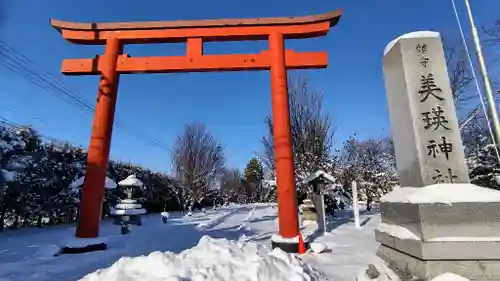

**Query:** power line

left=0, top=104, right=80, bottom=137
left=1, top=116, right=80, bottom=147
left=0, top=116, right=125, bottom=160
left=0, top=40, right=174, bottom=154
left=0, top=41, right=172, bottom=152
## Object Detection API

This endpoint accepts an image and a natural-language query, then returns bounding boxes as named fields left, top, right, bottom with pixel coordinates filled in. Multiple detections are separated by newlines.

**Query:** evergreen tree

left=243, top=158, right=264, bottom=202
left=243, top=158, right=264, bottom=184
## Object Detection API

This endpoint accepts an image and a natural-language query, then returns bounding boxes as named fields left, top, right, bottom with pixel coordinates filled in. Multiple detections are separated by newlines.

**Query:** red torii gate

left=51, top=9, right=342, bottom=252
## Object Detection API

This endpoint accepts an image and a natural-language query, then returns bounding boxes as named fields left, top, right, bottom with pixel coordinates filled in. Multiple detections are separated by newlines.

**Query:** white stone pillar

left=351, top=181, right=360, bottom=229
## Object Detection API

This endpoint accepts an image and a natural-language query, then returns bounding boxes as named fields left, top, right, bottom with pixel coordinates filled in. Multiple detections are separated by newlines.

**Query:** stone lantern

left=110, top=175, right=146, bottom=226
left=301, top=170, right=336, bottom=232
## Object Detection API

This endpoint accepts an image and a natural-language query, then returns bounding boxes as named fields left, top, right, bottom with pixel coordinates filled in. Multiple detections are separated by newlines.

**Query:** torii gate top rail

left=49, top=10, right=342, bottom=75
left=50, top=10, right=342, bottom=44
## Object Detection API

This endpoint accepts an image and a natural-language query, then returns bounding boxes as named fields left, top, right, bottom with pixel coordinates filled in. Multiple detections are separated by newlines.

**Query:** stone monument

left=383, top=31, right=469, bottom=186
left=377, top=31, right=500, bottom=280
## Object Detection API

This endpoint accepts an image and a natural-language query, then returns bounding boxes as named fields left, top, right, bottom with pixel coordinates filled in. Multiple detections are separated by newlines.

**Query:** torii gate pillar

left=74, top=38, right=122, bottom=239
left=268, top=33, right=299, bottom=240
left=51, top=10, right=342, bottom=253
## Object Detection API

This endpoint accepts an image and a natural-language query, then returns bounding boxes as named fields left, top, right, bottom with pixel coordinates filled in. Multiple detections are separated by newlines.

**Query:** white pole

left=352, top=181, right=361, bottom=229
left=463, top=0, right=500, bottom=145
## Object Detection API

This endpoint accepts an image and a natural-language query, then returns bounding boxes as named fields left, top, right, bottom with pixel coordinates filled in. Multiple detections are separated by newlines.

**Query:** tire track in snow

left=196, top=206, right=244, bottom=230
left=237, top=205, right=279, bottom=245
left=236, top=207, right=256, bottom=231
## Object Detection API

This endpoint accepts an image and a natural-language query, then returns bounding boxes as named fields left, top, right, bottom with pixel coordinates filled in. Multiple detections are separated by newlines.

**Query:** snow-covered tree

left=339, top=134, right=397, bottom=201
left=40, top=142, right=85, bottom=224
left=261, top=76, right=337, bottom=192
left=0, top=125, right=42, bottom=230
left=0, top=122, right=187, bottom=231
left=1, top=125, right=24, bottom=193
left=463, top=118, right=500, bottom=190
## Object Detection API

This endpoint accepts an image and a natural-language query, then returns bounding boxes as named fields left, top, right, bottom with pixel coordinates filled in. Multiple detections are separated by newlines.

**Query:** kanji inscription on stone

left=382, top=31, right=469, bottom=187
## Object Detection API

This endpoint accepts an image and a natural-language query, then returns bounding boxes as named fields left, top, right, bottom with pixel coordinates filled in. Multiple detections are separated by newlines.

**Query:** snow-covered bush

left=0, top=123, right=185, bottom=231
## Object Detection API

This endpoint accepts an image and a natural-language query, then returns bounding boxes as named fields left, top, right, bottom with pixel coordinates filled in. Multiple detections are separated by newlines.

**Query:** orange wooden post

left=269, top=32, right=299, bottom=239
left=75, top=37, right=122, bottom=238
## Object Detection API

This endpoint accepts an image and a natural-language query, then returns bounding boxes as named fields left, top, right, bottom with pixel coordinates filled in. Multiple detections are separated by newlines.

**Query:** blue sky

left=0, top=0, right=498, bottom=173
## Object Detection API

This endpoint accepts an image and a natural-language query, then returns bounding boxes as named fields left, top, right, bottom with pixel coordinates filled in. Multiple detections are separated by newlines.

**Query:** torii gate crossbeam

left=51, top=9, right=342, bottom=253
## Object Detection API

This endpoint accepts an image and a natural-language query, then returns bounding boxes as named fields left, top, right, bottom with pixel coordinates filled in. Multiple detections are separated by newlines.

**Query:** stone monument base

left=301, top=199, right=317, bottom=223
left=375, top=184, right=500, bottom=281
left=271, top=234, right=310, bottom=253
left=377, top=244, right=500, bottom=281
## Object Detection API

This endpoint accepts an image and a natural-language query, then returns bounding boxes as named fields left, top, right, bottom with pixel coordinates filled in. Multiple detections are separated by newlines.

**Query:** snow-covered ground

left=0, top=203, right=382, bottom=281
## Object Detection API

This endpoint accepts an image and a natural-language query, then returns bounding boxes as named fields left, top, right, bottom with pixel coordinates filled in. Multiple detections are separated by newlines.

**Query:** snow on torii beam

left=51, top=10, right=342, bottom=251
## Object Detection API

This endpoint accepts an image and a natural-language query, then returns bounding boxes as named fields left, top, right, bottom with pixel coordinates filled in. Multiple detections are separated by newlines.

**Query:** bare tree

left=483, top=18, right=500, bottom=95
left=445, top=40, right=475, bottom=108
left=483, top=18, right=500, bottom=46
left=171, top=123, right=225, bottom=209
left=219, top=168, right=246, bottom=204
left=261, top=76, right=337, bottom=182
left=261, top=117, right=276, bottom=173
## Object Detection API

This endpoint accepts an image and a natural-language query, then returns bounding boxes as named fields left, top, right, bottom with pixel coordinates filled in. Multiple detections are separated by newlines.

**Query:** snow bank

left=431, top=273, right=470, bottom=281
left=80, top=236, right=329, bottom=281
left=381, top=183, right=500, bottom=204
left=383, top=30, right=440, bottom=56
